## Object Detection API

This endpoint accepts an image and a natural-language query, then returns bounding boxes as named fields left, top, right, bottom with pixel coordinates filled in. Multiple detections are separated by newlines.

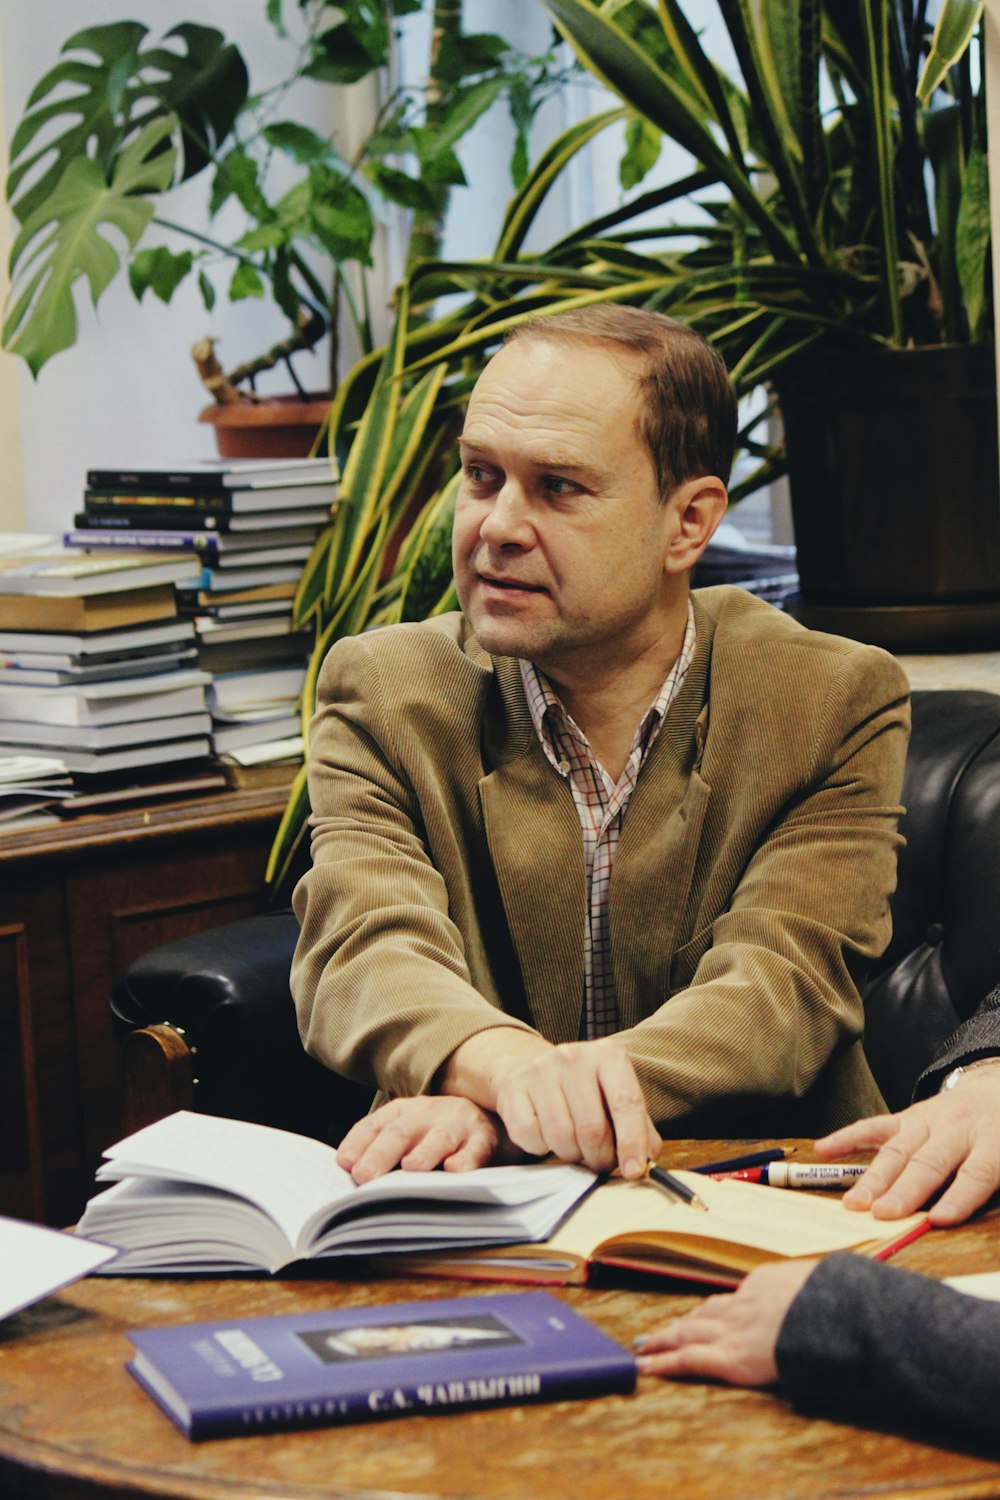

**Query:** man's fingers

left=529, top=1070, right=597, bottom=1167
left=336, top=1114, right=384, bottom=1171
left=927, top=1149, right=1000, bottom=1226
left=838, top=1119, right=934, bottom=1211
left=815, top=1113, right=900, bottom=1159
left=349, top=1115, right=423, bottom=1182
left=498, top=1083, right=548, bottom=1159
left=595, top=1046, right=656, bottom=1178
left=338, top=1097, right=503, bottom=1182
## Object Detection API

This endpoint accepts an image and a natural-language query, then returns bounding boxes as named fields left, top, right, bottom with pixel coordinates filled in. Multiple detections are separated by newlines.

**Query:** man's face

left=452, top=336, right=681, bottom=682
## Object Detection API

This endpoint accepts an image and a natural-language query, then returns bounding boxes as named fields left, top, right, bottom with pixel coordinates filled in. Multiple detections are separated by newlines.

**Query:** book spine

left=76, top=508, right=225, bottom=533
left=87, top=470, right=229, bottom=493
left=64, top=530, right=216, bottom=555
left=182, top=1361, right=635, bottom=1440
left=84, top=489, right=231, bottom=513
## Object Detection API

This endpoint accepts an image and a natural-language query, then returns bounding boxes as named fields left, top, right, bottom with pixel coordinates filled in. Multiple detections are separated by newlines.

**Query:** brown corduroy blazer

left=291, top=586, right=911, bottom=1137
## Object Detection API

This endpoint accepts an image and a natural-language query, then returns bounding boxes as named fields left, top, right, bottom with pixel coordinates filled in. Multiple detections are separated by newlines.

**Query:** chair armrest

left=120, top=1023, right=196, bottom=1136
left=112, top=911, right=373, bottom=1144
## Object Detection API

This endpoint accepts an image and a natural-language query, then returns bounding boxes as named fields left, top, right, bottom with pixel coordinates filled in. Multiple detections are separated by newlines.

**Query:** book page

left=99, top=1112, right=353, bottom=1250
left=97, top=1112, right=598, bottom=1259
left=1, top=1216, right=118, bottom=1320
left=546, top=1170, right=927, bottom=1264
left=946, top=1271, right=1000, bottom=1302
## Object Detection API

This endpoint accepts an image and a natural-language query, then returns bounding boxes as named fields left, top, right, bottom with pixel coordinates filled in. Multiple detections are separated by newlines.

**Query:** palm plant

left=266, top=0, right=989, bottom=889
left=539, top=0, right=990, bottom=368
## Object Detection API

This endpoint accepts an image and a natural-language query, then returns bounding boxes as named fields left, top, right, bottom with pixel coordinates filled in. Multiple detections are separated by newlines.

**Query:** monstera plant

left=2, top=2, right=571, bottom=401
left=265, top=0, right=991, bottom=890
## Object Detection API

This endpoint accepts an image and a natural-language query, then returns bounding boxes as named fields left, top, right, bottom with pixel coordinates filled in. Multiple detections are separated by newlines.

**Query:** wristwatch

left=939, top=1056, right=1000, bottom=1092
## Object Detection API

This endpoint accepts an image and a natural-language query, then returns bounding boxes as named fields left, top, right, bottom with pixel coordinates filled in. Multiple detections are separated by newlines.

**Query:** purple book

left=127, top=1290, right=635, bottom=1440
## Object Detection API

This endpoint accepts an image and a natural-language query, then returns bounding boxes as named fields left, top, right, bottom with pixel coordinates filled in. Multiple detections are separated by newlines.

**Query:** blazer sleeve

left=290, top=632, right=537, bottom=1097
left=776, top=1254, right=1000, bottom=1448
left=914, top=982, right=1000, bottom=1098
left=617, top=645, right=909, bottom=1131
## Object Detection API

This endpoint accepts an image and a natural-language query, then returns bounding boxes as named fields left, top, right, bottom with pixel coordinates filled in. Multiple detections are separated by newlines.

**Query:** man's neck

left=537, top=604, right=691, bottom=781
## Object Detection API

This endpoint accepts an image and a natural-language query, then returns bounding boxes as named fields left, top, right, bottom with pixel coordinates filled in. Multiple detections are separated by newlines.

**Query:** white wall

left=0, top=1, right=385, bottom=533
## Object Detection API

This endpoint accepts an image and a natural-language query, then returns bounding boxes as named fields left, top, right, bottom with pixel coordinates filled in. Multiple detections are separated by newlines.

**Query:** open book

left=75, top=1112, right=929, bottom=1287
left=75, top=1112, right=595, bottom=1274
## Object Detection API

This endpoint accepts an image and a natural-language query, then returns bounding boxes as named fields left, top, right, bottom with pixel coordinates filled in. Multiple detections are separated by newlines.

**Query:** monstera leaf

left=7, top=23, right=247, bottom=224
left=3, top=119, right=177, bottom=377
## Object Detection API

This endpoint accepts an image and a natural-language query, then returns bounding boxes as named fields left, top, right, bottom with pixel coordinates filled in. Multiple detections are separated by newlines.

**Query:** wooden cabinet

left=0, top=787, right=288, bottom=1227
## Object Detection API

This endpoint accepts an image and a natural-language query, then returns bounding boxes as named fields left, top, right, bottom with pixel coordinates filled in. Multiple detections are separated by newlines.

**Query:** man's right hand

left=337, top=1096, right=507, bottom=1183
left=441, top=1028, right=661, bottom=1179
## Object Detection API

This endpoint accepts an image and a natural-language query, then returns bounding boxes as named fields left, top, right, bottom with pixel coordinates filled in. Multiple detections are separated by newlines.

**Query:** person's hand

left=816, top=1062, right=1000, bottom=1225
left=441, top=1029, right=661, bottom=1178
left=634, top=1260, right=818, bottom=1386
left=336, top=1096, right=509, bottom=1183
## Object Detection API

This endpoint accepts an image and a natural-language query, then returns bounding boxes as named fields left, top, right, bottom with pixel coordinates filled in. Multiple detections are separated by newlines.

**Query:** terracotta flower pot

left=198, top=395, right=331, bottom=459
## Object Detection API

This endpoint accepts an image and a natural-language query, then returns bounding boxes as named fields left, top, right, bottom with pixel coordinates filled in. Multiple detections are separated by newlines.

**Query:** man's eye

left=465, top=463, right=491, bottom=484
left=544, top=476, right=576, bottom=496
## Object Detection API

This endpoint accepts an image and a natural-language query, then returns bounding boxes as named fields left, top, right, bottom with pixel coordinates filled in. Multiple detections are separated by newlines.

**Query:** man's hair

left=506, top=304, right=737, bottom=500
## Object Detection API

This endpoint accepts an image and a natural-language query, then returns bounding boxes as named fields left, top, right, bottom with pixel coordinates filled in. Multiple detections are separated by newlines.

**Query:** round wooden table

left=3, top=1148, right=1000, bottom=1500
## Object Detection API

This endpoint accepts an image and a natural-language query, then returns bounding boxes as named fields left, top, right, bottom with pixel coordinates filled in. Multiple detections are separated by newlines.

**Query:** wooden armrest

left=120, top=1023, right=197, bottom=1136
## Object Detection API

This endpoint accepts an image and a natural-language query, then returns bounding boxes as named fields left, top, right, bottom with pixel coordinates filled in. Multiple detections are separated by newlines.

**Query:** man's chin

left=466, top=616, right=546, bottom=661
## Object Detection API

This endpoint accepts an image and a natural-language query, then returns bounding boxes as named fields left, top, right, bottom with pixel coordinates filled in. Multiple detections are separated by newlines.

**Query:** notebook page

left=547, top=1170, right=927, bottom=1262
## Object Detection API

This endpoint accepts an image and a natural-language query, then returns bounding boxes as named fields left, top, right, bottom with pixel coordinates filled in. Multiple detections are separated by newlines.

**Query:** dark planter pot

left=774, top=346, right=1000, bottom=648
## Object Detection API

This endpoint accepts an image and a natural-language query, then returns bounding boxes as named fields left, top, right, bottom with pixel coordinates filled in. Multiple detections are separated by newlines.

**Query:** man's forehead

left=464, top=343, right=641, bottom=433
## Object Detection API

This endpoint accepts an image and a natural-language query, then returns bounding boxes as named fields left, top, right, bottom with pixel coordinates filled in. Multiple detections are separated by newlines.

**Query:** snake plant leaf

left=293, top=523, right=336, bottom=627
left=917, top=0, right=985, bottom=104
left=264, top=762, right=311, bottom=890
left=3, top=118, right=177, bottom=377
left=379, top=364, right=449, bottom=513
left=655, top=0, right=748, bottom=161
left=955, top=139, right=991, bottom=340
left=495, top=107, right=625, bottom=261
left=540, top=0, right=798, bottom=264
left=715, top=0, right=821, bottom=265
left=857, top=0, right=903, bottom=343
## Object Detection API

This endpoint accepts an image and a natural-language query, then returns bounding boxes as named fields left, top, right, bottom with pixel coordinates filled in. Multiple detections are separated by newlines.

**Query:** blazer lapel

left=477, top=654, right=586, bottom=1044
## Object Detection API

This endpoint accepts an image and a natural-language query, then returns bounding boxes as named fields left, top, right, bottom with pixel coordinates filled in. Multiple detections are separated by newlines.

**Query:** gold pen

left=644, top=1160, right=710, bottom=1212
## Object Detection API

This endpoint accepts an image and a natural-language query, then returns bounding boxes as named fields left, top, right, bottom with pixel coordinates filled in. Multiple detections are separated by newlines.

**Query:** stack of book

left=0, top=538, right=216, bottom=789
left=207, top=662, right=307, bottom=757
left=65, top=457, right=334, bottom=762
left=0, top=752, right=73, bottom=827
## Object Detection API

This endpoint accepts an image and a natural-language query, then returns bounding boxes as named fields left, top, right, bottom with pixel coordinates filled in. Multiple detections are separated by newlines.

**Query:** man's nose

left=479, top=481, right=534, bottom=547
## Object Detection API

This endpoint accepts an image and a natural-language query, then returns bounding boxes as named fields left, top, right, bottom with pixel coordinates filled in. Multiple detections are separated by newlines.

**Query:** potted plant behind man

left=262, top=0, right=996, bottom=888
left=537, top=0, right=998, bottom=649
left=2, top=2, right=572, bottom=456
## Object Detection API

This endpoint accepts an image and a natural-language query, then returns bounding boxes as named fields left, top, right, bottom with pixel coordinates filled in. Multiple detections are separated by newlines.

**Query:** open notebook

left=378, top=1169, right=931, bottom=1289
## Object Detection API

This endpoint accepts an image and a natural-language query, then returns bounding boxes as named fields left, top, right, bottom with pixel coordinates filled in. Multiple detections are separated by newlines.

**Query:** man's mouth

left=478, top=574, right=548, bottom=594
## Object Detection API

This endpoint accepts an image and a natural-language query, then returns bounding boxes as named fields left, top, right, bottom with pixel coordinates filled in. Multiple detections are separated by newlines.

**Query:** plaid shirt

left=520, top=603, right=696, bottom=1039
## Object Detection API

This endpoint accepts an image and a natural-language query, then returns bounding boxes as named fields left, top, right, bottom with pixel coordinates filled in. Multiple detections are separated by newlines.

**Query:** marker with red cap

left=710, top=1163, right=867, bottom=1189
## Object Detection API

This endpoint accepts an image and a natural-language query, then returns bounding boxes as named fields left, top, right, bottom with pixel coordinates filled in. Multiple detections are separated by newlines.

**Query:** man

left=291, top=305, right=910, bottom=1183
left=636, top=986, right=1000, bottom=1445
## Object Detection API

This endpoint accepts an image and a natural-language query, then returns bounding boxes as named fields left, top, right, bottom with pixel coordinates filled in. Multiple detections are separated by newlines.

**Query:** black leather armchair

left=112, top=688, right=1000, bottom=1139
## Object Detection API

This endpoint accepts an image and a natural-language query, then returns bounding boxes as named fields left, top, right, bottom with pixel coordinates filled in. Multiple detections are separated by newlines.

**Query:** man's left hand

left=816, top=1062, right=1000, bottom=1224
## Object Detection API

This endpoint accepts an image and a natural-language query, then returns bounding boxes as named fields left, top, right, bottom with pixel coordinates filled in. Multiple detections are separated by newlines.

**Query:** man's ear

left=663, top=476, right=728, bottom=575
